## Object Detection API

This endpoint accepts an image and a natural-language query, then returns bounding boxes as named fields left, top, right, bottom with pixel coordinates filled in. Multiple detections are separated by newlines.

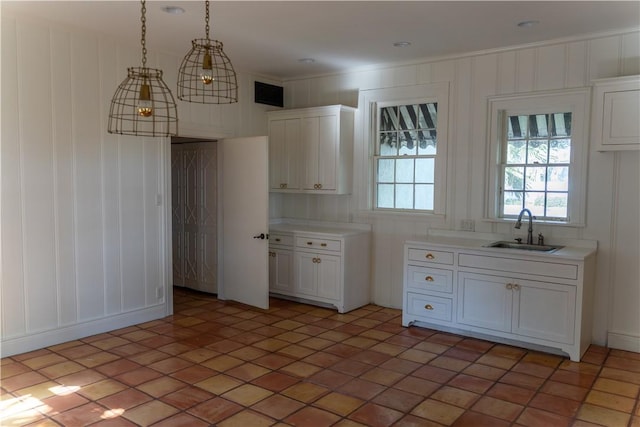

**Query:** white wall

left=0, top=11, right=274, bottom=356
left=275, top=30, right=640, bottom=350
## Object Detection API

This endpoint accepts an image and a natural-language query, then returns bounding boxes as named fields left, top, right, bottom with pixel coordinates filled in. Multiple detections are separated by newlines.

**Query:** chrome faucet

left=514, top=208, right=534, bottom=244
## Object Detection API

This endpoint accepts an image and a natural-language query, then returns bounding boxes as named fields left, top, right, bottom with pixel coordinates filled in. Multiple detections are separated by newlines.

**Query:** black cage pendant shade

left=177, top=0, right=238, bottom=104
left=108, top=0, right=178, bottom=137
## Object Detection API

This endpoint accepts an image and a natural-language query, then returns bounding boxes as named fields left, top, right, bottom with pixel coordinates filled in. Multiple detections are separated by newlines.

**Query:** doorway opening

left=171, top=137, right=218, bottom=295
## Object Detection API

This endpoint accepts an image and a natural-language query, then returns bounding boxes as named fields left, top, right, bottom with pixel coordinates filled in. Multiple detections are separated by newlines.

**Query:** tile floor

left=1, top=287, right=639, bottom=427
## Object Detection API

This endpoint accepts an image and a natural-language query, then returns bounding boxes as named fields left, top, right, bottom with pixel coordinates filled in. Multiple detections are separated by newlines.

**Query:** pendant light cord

left=140, top=0, right=147, bottom=68
left=205, top=0, right=210, bottom=40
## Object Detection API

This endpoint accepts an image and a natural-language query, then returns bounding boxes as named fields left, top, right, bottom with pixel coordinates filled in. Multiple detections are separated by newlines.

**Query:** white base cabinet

left=269, top=222, right=371, bottom=313
left=403, top=239, right=596, bottom=361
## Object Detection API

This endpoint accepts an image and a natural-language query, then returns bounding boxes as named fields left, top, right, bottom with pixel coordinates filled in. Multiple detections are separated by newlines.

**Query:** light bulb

left=200, top=51, right=214, bottom=85
left=137, top=83, right=153, bottom=117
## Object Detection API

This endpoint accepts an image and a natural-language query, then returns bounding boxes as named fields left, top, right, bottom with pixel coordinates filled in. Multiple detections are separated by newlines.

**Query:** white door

left=220, top=136, right=269, bottom=309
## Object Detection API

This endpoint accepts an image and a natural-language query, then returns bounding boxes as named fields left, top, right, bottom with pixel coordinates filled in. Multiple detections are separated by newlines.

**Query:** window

left=359, top=83, right=449, bottom=215
left=501, top=112, right=572, bottom=220
left=486, top=89, right=590, bottom=225
left=375, top=102, right=438, bottom=210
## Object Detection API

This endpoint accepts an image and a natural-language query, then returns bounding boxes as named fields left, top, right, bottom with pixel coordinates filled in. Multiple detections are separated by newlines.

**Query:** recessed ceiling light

left=162, top=6, right=185, bottom=15
left=393, top=41, right=411, bottom=47
left=517, top=20, right=539, bottom=28
left=298, top=58, right=315, bottom=64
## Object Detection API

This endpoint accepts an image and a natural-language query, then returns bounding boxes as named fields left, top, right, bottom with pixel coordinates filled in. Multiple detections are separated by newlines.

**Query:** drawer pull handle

left=321, top=243, right=327, bottom=247
left=425, top=253, right=435, bottom=260
left=425, top=304, right=434, bottom=310
left=275, top=238, right=281, bottom=242
left=307, top=241, right=313, bottom=245
left=425, top=276, right=434, bottom=282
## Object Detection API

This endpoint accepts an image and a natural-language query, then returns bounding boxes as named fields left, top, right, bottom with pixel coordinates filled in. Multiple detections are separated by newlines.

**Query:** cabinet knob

left=506, top=283, right=513, bottom=290
left=317, top=258, right=322, bottom=263
left=280, top=183, right=287, bottom=189
left=425, top=304, right=434, bottom=310
left=425, top=253, right=435, bottom=260
left=513, top=284, right=520, bottom=291
left=318, top=183, right=322, bottom=189
left=425, top=276, right=434, bottom=282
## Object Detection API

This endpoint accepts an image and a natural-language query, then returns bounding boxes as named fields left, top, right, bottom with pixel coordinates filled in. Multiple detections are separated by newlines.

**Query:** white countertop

left=407, top=229, right=597, bottom=261
left=269, top=219, right=371, bottom=237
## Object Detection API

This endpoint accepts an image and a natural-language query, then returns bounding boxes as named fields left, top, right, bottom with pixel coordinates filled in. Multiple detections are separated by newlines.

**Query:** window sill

left=356, top=209, right=446, bottom=222
left=482, top=217, right=586, bottom=228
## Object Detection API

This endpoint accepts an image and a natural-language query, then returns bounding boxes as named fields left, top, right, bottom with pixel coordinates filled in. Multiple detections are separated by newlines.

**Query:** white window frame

left=485, top=88, right=591, bottom=226
left=360, top=83, right=450, bottom=216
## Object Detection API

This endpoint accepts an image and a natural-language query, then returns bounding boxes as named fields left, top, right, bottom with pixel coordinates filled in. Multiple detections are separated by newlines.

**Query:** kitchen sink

left=483, top=241, right=563, bottom=252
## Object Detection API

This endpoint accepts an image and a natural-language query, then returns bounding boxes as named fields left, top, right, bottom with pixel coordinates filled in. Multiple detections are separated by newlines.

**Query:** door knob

left=253, top=233, right=267, bottom=240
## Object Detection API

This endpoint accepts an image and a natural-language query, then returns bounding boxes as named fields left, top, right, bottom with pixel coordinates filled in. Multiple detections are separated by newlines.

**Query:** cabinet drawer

left=406, top=293, right=452, bottom=322
left=407, top=248, right=454, bottom=265
left=296, top=236, right=341, bottom=252
left=458, top=253, right=578, bottom=280
left=406, top=265, right=453, bottom=294
left=270, top=233, right=293, bottom=246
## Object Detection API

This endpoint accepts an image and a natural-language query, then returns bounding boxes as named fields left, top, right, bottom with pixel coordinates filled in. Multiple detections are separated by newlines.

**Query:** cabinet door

left=269, top=248, right=294, bottom=294
left=301, top=117, right=319, bottom=190
left=316, top=254, right=340, bottom=300
left=316, top=115, right=338, bottom=191
left=294, top=252, right=318, bottom=296
left=269, top=119, right=300, bottom=190
left=458, top=272, right=511, bottom=333
left=512, top=280, right=576, bottom=344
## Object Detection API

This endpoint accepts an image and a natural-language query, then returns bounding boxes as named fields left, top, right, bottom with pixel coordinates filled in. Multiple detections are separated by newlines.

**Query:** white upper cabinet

left=268, top=105, right=356, bottom=194
left=591, top=75, right=640, bottom=151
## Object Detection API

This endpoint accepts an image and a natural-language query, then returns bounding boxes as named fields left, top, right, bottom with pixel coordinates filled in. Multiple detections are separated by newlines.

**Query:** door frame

left=162, top=123, right=235, bottom=316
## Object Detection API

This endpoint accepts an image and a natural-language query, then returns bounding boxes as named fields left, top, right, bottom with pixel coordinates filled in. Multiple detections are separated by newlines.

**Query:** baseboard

left=608, top=331, right=640, bottom=353
left=1, top=305, right=167, bottom=357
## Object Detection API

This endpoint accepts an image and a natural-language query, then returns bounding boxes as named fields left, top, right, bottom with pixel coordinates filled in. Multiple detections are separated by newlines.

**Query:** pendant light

left=177, top=0, right=238, bottom=104
left=108, top=0, right=178, bottom=137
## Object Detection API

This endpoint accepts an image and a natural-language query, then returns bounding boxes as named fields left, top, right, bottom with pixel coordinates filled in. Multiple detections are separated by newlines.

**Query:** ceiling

left=3, top=1, right=639, bottom=80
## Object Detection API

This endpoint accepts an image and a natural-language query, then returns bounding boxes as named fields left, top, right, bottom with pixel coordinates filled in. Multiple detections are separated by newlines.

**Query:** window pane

left=525, top=192, right=545, bottom=216
left=527, top=140, right=548, bottom=164
left=549, top=139, right=571, bottom=163
left=504, top=166, right=524, bottom=190
left=508, top=115, right=527, bottom=139
left=398, top=132, right=415, bottom=155
left=506, top=140, right=526, bottom=164
left=379, top=132, right=397, bottom=155
left=377, top=159, right=394, bottom=183
left=547, top=193, right=568, bottom=218
left=525, top=167, right=546, bottom=191
left=529, top=114, right=549, bottom=138
left=547, top=166, right=569, bottom=191
left=415, top=184, right=434, bottom=210
left=377, top=184, right=394, bottom=208
left=418, top=135, right=437, bottom=155
left=396, top=158, right=414, bottom=183
left=399, top=105, right=419, bottom=129
left=503, top=191, right=523, bottom=215
left=380, top=106, right=397, bottom=131
left=415, top=158, right=434, bottom=183
left=396, top=184, right=414, bottom=209
left=550, top=113, right=571, bottom=137
left=419, top=103, right=437, bottom=129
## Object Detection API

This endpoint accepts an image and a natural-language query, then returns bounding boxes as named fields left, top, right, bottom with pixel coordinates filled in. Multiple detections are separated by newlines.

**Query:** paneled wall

left=0, top=11, right=273, bottom=356
left=276, top=30, right=640, bottom=350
